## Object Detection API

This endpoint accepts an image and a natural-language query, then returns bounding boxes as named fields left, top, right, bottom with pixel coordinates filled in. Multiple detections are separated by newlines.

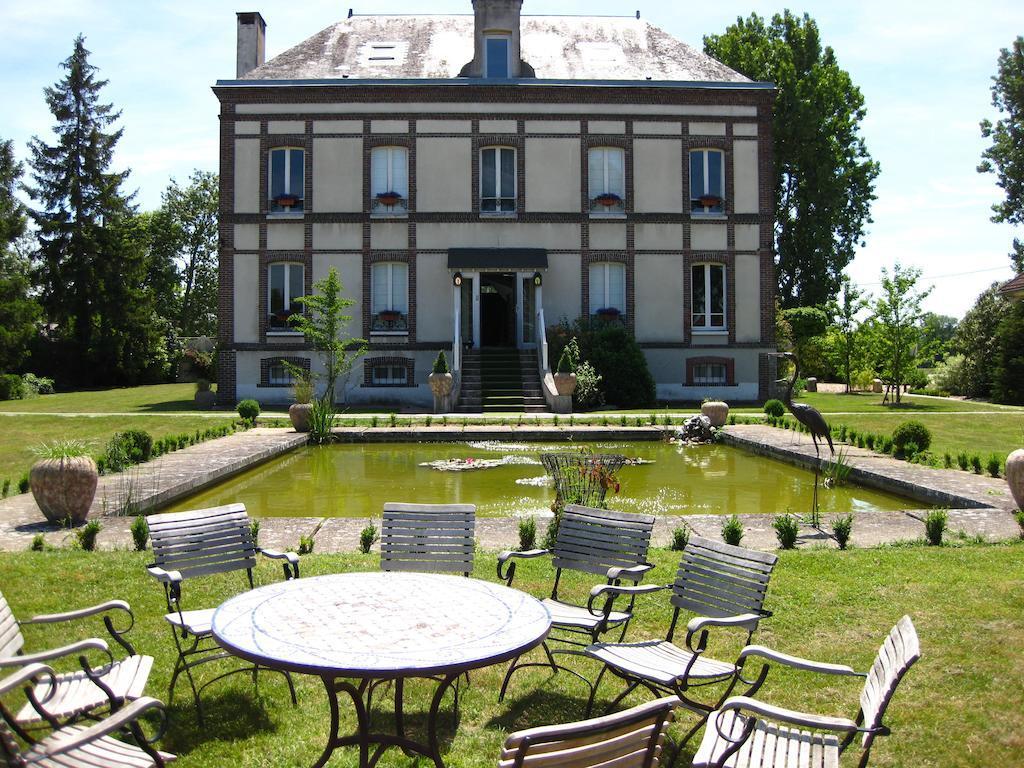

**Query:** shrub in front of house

left=0, top=374, right=25, bottom=401
left=237, top=399, right=261, bottom=422
left=764, top=399, right=785, bottom=418
left=586, top=324, right=655, bottom=408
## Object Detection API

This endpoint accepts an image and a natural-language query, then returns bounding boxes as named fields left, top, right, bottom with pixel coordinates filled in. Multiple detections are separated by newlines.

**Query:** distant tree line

left=0, top=36, right=218, bottom=390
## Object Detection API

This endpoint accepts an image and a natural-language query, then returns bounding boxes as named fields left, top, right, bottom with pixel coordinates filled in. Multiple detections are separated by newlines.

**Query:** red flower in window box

left=376, top=191, right=403, bottom=207
left=379, top=310, right=401, bottom=321
left=698, top=195, right=723, bottom=208
left=594, top=193, right=622, bottom=208
left=274, top=195, right=299, bottom=208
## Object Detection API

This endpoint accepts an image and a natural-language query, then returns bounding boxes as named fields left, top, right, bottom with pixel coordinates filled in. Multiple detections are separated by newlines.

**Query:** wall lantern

left=453, top=272, right=463, bottom=287
left=533, top=272, right=543, bottom=287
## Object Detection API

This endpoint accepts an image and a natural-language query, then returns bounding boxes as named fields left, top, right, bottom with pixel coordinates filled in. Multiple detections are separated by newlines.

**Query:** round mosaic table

left=212, top=571, right=550, bottom=768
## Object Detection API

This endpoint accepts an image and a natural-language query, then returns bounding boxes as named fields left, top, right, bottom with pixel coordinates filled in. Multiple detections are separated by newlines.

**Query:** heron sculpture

left=771, top=351, right=834, bottom=524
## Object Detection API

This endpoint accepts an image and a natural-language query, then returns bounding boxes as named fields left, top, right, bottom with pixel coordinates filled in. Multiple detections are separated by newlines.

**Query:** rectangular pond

left=163, top=440, right=916, bottom=519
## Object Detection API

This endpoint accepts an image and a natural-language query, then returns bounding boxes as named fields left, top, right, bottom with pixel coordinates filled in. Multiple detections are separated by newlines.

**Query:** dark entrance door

left=480, top=273, right=516, bottom=347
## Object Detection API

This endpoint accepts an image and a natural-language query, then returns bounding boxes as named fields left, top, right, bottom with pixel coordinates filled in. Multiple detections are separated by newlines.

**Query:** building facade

left=214, top=2, right=777, bottom=408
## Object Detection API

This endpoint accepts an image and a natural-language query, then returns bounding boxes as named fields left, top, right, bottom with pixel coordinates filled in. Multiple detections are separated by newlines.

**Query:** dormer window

left=485, top=35, right=511, bottom=78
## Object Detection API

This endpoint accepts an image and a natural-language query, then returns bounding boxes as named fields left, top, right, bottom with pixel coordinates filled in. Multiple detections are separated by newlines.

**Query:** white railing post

left=452, top=284, right=461, bottom=373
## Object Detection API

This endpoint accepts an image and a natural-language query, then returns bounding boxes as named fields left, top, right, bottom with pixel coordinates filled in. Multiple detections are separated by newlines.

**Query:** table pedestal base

left=314, top=673, right=460, bottom=768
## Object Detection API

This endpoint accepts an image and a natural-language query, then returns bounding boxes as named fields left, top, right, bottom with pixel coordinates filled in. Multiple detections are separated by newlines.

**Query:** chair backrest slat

left=380, top=503, right=476, bottom=575
left=499, top=696, right=678, bottom=768
left=0, top=591, right=24, bottom=661
left=670, top=536, right=777, bottom=619
left=859, top=615, right=920, bottom=749
left=148, top=504, right=257, bottom=579
left=551, top=505, right=655, bottom=579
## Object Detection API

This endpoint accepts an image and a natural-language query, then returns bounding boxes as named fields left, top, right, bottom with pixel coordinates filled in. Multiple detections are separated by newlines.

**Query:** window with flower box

left=370, top=146, right=408, bottom=214
left=269, top=148, right=304, bottom=213
left=588, top=147, right=625, bottom=214
left=689, top=149, right=725, bottom=214
left=589, top=262, right=626, bottom=320
left=371, top=262, right=409, bottom=332
left=268, top=262, right=304, bottom=332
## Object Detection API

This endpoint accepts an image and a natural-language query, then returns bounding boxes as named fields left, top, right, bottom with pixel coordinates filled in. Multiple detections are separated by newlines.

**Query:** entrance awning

left=447, top=248, right=548, bottom=271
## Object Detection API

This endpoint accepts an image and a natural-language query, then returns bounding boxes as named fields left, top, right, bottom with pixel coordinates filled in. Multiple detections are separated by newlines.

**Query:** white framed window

left=481, top=147, right=516, bottom=213
left=692, top=263, right=726, bottom=330
left=269, top=148, right=304, bottom=212
left=372, top=364, right=408, bottom=386
left=588, top=147, right=625, bottom=213
left=589, top=262, right=626, bottom=317
left=268, top=362, right=294, bottom=386
left=268, top=262, right=304, bottom=331
left=693, top=362, right=728, bottom=385
left=370, top=146, right=409, bottom=214
left=484, top=35, right=511, bottom=78
left=371, top=262, right=409, bottom=331
left=689, top=149, right=725, bottom=214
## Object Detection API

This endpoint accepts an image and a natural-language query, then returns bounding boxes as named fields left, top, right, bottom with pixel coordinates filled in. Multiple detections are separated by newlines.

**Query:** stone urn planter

left=701, top=400, right=730, bottom=427
left=289, top=403, right=313, bottom=433
left=553, top=372, right=577, bottom=397
left=194, top=389, right=216, bottom=409
left=429, top=371, right=454, bottom=413
left=1007, top=449, right=1024, bottom=511
left=30, top=456, right=98, bottom=526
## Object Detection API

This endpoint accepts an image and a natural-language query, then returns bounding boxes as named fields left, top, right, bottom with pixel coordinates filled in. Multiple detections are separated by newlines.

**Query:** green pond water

left=164, top=441, right=914, bottom=519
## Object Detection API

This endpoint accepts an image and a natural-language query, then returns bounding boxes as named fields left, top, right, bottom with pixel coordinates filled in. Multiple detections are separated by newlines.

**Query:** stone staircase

left=457, top=348, right=547, bottom=413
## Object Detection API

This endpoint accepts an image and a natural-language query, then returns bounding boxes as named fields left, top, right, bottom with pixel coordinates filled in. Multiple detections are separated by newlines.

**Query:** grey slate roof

left=243, top=14, right=750, bottom=83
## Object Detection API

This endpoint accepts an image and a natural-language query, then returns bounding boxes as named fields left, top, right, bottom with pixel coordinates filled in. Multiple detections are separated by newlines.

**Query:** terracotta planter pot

left=30, top=456, right=98, bottom=526
left=428, top=372, right=454, bottom=398
left=553, top=372, right=577, bottom=397
left=1007, top=449, right=1024, bottom=510
left=289, top=403, right=313, bottom=433
left=701, top=400, right=730, bottom=427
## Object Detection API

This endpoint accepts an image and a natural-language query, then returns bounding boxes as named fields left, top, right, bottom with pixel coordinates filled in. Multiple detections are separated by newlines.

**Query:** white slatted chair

left=497, top=505, right=657, bottom=701
left=380, top=503, right=476, bottom=576
left=146, top=503, right=299, bottom=723
left=0, top=588, right=152, bottom=729
left=0, top=664, right=175, bottom=767
left=691, top=616, right=921, bottom=768
left=499, top=695, right=680, bottom=768
left=584, top=536, right=777, bottom=746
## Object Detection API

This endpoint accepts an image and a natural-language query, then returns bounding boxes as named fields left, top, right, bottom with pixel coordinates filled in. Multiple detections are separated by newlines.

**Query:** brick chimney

left=236, top=12, right=266, bottom=78
left=460, top=0, right=533, bottom=78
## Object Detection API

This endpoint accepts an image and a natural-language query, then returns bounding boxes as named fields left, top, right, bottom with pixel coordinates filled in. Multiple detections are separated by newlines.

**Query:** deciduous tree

left=872, top=264, right=931, bottom=404
left=951, top=283, right=1009, bottom=398
left=826, top=277, right=870, bottom=393
left=705, top=12, right=879, bottom=307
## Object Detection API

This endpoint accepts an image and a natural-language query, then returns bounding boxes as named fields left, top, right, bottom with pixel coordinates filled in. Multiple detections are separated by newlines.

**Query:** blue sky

left=1, top=0, right=1021, bottom=318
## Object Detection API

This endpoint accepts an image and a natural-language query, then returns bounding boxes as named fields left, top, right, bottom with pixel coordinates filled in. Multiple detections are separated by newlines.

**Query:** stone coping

left=0, top=424, right=1018, bottom=552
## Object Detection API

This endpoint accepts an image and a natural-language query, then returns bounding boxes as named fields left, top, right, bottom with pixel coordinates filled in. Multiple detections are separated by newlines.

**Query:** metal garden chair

left=584, top=536, right=778, bottom=746
left=380, top=502, right=476, bottom=576
left=0, top=588, right=152, bottom=729
left=499, top=695, right=681, bottom=768
left=691, top=616, right=921, bottom=768
left=145, top=503, right=299, bottom=722
left=0, top=663, right=175, bottom=767
left=497, top=504, right=656, bottom=702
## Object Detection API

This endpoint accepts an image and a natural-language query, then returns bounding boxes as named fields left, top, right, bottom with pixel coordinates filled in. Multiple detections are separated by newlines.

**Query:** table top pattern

left=212, top=572, right=551, bottom=677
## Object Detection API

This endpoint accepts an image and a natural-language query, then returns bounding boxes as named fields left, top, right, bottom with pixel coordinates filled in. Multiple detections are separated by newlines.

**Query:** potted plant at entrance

left=30, top=440, right=98, bottom=526
left=428, top=351, right=454, bottom=413
left=553, top=348, right=577, bottom=397
left=288, top=368, right=315, bottom=433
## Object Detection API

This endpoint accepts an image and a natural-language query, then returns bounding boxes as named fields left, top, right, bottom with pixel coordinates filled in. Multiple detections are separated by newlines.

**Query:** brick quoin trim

left=217, top=350, right=237, bottom=405
left=258, top=356, right=311, bottom=387
left=686, top=355, right=735, bottom=386
left=362, top=356, right=416, bottom=387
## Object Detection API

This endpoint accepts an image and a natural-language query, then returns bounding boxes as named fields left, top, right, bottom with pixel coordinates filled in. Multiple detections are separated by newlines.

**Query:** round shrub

left=0, top=374, right=25, bottom=401
left=763, top=399, right=785, bottom=418
left=237, top=399, right=261, bottom=422
left=892, top=421, right=931, bottom=453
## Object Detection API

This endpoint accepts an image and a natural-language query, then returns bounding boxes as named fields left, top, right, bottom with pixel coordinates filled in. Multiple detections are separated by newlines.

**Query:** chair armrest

left=0, top=639, right=110, bottom=668
left=687, top=613, right=766, bottom=636
left=39, top=696, right=169, bottom=758
left=0, top=664, right=55, bottom=697
left=23, top=600, right=131, bottom=626
left=497, top=549, right=550, bottom=585
left=605, top=563, right=654, bottom=582
left=718, top=696, right=860, bottom=734
left=737, top=645, right=863, bottom=677
left=259, top=548, right=300, bottom=579
left=587, top=583, right=670, bottom=617
left=146, top=566, right=183, bottom=585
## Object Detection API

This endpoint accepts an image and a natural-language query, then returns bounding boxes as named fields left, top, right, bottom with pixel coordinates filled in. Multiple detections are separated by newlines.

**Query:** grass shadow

left=162, top=688, right=278, bottom=753
left=486, top=687, right=592, bottom=732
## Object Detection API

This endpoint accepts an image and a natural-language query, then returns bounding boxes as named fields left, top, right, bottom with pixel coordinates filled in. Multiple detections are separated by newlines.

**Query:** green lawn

left=0, top=383, right=205, bottom=413
left=1, top=543, right=1021, bottom=767
left=0, top=415, right=235, bottom=485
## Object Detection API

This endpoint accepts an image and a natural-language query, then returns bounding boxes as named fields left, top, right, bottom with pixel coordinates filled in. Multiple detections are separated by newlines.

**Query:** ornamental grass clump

left=359, top=523, right=379, bottom=554
left=924, top=509, right=948, bottom=546
left=76, top=520, right=102, bottom=551
left=832, top=514, right=854, bottom=550
left=773, top=514, right=799, bottom=550
left=518, top=516, right=537, bottom=551
left=721, top=514, right=744, bottom=546
left=670, top=525, right=690, bottom=552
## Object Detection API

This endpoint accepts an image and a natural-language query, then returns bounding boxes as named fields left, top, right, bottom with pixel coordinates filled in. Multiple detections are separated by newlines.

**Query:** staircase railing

left=535, top=307, right=548, bottom=378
